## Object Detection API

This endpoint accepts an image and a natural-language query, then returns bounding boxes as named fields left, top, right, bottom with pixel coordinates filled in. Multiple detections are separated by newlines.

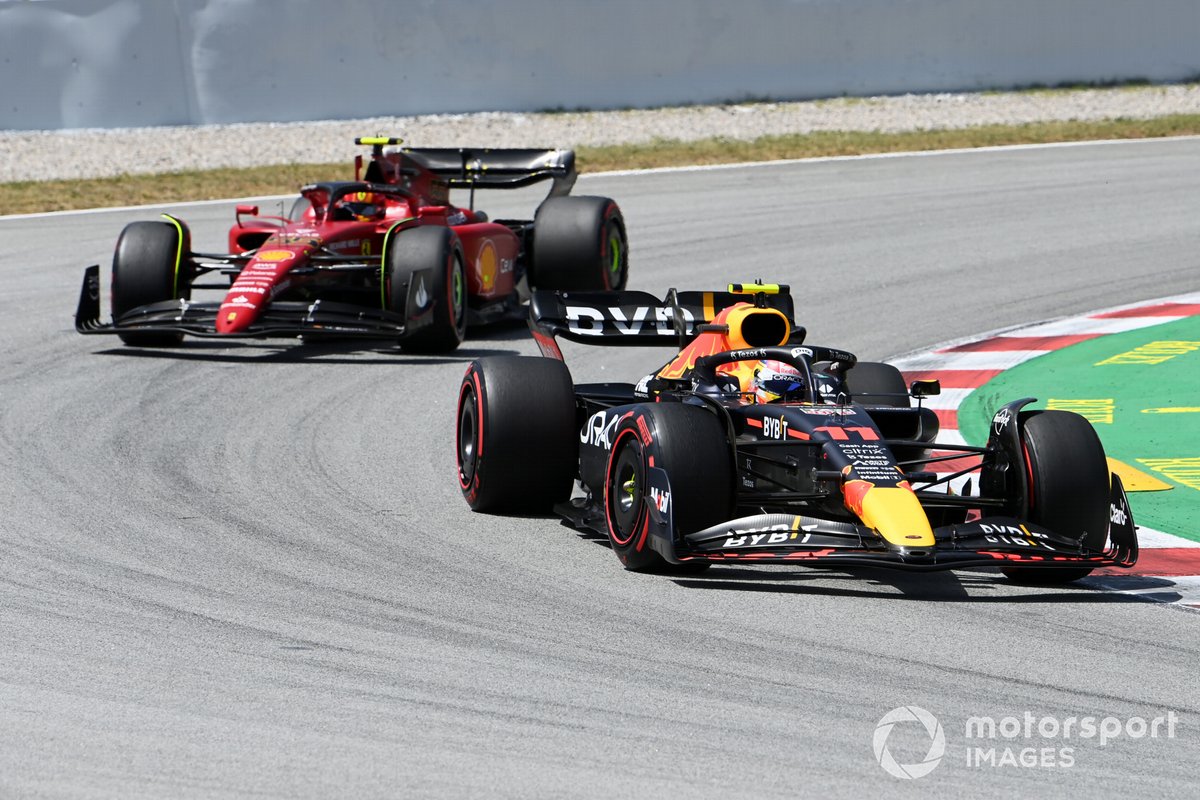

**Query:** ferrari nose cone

left=217, top=248, right=301, bottom=334
left=215, top=293, right=260, bottom=333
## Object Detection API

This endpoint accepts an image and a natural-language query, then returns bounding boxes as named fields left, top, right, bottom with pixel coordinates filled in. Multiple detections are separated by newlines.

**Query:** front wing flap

left=75, top=264, right=431, bottom=339
left=652, top=474, right=1138, bottom=571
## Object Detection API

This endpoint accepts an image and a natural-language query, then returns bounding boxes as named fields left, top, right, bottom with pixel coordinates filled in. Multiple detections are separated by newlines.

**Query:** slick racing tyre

left=845, top=361, right=909, bottom=408
left=845, top=361, right=937, bottom=465
left=111, top=219, right=192, bottom=347
left=1001, top=410, right=1110, bottom=585
left=457, top=356, right=576, bottom=512
left=532, top=196, right=628, bottom=291
left=387, top=225, right=467, bottom=353
left=604, top=403, right=734, bottom=571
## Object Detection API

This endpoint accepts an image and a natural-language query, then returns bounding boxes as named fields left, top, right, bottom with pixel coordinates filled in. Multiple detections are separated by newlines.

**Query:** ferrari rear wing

left=528, top=284, right=799, bottom=356
left=400, top=147, right=577, bottom=197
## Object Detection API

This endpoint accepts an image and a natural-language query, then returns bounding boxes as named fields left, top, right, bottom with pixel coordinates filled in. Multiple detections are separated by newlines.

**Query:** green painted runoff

left=957, top=314, right=1200, bottom=541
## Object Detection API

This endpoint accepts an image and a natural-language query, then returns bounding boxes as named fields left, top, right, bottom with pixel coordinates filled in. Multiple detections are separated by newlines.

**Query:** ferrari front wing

left=75, top=264, right=430, bottom=340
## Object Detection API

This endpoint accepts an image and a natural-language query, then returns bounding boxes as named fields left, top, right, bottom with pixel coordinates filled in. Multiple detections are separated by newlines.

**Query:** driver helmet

left=752, top=359, right=806, bottom=403
left=340, top=191, right=383, bottom=222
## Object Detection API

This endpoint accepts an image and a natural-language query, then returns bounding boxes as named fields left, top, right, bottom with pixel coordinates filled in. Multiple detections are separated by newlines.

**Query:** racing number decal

left=814, top=426, right=880, bottom=441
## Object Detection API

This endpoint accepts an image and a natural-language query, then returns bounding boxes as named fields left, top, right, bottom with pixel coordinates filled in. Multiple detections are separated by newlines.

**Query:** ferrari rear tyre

left=457, top=356, right=576, bottom=513
left=1001, top=410, right=1110, bottom=585
left=387, top=225, right=467, bottom=353
left=532, top=196, right=628, bottom=291
left=111, top=220, right=191, bottom=347
left=845, top=361, right=909, bottom=408
left=603, top=403, right=734, bottom=571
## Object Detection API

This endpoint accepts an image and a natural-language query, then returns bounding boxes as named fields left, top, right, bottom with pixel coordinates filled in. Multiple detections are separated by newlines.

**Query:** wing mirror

left=235, top=204, right=260, bottom=227
left=910, top=379, right=941, bottom=398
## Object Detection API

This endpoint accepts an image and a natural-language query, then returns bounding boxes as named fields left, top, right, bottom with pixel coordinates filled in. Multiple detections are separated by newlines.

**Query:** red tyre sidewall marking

left=634, top=514, right=650, bottom=553
left=605, top=428, right=644, bottom=548
left=456, top=370, right=484, bottom=495
left=455, top=378, right=471, bottom=490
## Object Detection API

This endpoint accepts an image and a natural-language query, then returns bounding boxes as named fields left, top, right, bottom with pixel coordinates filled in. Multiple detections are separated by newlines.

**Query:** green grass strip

left=5, top=114, right=1200, bottom=215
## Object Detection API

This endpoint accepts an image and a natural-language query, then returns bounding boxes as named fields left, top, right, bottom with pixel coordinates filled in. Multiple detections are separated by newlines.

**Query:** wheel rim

left=451, top=256, right=466, bottom=332
left=607, top=436, right=644, bottom=546
left=457, top=383, right=478, bottom=486
left=604, top=222, right=623, bottom=289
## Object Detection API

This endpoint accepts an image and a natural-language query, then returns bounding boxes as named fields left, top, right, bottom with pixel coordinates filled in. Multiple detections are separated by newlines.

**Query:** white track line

left=8, top=135, right=1200, bottom=221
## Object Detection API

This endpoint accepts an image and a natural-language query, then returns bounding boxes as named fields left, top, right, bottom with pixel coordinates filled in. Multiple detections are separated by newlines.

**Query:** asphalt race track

left=3, top=139, right=1200, bottom=798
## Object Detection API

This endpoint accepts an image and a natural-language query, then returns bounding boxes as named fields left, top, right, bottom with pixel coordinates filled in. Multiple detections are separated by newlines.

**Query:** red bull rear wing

left=528, top=283, right=801, bottom=357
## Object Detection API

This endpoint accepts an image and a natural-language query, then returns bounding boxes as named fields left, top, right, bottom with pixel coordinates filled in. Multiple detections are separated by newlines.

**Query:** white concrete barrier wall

left=2, top=0, right=1198, bottom=131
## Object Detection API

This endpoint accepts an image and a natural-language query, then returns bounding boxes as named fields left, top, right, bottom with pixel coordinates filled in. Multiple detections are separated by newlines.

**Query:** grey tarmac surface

left=2, top=139, right=1199, bottom=798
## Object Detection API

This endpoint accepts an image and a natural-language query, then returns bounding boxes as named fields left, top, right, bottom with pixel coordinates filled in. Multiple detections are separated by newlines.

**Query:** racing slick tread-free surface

left=458, top=355, right=576, bottom=512
left=604, top=403, right=734, bottom=571
left=111, top=220, right=189, bottom=346
left=1001, top=409, right=1112, bottom=585
left=532, top=195, right=628, bottom=291
left=844, top=361, right=910, bottom=408
left=389, top=225, right=467, bottom=353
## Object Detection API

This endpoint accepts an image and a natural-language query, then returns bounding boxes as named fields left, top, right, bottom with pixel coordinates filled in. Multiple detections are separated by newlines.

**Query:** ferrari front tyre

left=845, top=361, right=910, bottom=408
left=1001, top=410, right=1110, bottom=585
left=603, top=403, right=734, bottom=571
left=531, top=196, right=628, bottom=291
left=457, top=356, right=576, bottom=512
left=111, top=219, right=192, bottom=347
left=387, top=225, right=467, bottom=353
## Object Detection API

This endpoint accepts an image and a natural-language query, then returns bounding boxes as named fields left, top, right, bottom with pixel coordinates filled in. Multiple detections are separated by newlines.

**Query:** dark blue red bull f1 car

left=455, top=283, right=1137, bottom=584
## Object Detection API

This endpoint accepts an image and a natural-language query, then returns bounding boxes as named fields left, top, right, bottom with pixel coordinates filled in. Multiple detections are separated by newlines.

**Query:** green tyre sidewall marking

left=608, top=229, right=622, bottom=286
left=453, top=259, right=464, bottom=321
left=957, top=314, right=1200, bottom=541
left=159, top=213, right=186, bottom=299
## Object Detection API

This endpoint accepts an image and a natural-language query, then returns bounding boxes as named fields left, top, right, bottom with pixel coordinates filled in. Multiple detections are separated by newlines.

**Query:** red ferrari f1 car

left=456, top=283, right=1137, bottom=584
left=75, top=137, right=628, bottom=352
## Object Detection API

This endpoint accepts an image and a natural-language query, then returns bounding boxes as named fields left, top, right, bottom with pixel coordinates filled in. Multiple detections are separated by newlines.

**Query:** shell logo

left=255, top=249, right=295, bottom=262
left=477, top=241, right=498, bottom=292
